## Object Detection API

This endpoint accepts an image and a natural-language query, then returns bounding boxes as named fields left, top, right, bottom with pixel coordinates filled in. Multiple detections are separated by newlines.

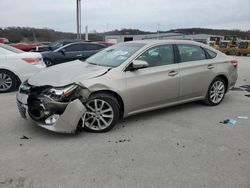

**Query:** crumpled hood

left=28, top=60, right=110, bottom=87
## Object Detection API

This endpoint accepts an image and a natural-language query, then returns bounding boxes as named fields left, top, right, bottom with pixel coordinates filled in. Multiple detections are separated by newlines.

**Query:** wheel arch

left=215, top=74, right=229, bottom=92
left=89, top=90, right=124, bottom=117
left=0, top=68, right=21, bottom=86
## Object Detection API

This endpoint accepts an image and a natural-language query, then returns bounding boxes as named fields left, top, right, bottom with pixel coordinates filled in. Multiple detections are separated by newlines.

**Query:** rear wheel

left=82, top=93, right=120, bottom=133
left=0, top=70, right=18, bottom=93
left=204, top=77, right=226, bottom=106
left=237, top=52, right=241, bottom=56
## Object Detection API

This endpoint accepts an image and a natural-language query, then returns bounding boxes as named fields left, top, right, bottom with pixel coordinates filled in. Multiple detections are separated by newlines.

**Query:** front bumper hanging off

left=17, top=92, right=86, bottom=134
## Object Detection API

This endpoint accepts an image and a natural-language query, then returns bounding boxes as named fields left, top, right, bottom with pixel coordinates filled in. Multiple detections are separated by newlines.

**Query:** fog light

left=45, top=115, right=59, bottom=125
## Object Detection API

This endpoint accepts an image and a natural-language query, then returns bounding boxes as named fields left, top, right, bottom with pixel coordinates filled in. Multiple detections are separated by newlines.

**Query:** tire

left=44, top=59, right=53, bottom=67
left=237, top=53, right=241, bottom=56
left=0, top=70, right=18, bottom=93
left=204, top=77, right=226, bottom=106
left=82, top=93, right=120, bottom=133
left=243, top=53, right=247, bottom=56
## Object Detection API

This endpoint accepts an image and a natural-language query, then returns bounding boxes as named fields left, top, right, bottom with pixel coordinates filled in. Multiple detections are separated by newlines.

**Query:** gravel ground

left=0, top=56, right=250, bottom=188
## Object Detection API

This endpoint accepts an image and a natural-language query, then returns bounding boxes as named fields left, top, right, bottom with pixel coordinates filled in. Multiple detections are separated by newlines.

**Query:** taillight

left=22, top=58, right=41, bottom=64
left=231, top=60, right=238, bottom=68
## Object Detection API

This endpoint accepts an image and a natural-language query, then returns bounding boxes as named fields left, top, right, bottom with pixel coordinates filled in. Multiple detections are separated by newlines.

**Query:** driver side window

left=136, top=44, right=174, bottom=67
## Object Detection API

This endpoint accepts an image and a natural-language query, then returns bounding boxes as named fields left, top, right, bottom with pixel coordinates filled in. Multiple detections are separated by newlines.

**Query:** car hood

left=28, top=60, right=111, bottom=87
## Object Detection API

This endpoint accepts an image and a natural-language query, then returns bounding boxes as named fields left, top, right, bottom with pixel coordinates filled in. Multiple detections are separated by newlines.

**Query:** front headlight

left=44, top=84, right=79, bottom=101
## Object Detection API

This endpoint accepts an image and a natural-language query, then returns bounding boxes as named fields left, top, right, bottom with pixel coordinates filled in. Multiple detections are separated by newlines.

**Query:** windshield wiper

left=87, top=61, right=99, bottom=66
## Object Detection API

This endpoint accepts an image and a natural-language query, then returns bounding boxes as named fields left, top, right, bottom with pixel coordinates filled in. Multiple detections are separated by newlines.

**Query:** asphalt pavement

left=0, top=56, right=249, bottom=188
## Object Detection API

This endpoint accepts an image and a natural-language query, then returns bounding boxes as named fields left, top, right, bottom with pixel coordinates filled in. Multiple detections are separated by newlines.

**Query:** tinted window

left=219, top=42, right=228, bottom=48
left=205, top=48, right=217, bottom=59
left=177, top=44, right=206, bottom=62
left=239, top=42, right=248, bottom=49
left=83, top=44, right=104, bottom=51
left=64, top=44, right=83, bottom=52
left=137, top=45, right=174, bottom=67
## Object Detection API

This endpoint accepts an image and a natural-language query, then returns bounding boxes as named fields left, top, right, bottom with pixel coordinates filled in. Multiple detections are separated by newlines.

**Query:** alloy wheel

left=210, top=80, right=225, bottom=104
left=83, top=99, right=114, bottom=131
left=0, top=73, right=13, bottom=92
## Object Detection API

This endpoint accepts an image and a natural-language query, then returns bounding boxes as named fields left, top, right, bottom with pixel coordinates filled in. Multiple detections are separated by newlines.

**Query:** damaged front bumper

left=17, top=92, right=86, bottom=134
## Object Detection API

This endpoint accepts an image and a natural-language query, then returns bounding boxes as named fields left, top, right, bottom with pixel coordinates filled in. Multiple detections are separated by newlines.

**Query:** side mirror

left=128, top=60, right=149, bottom=71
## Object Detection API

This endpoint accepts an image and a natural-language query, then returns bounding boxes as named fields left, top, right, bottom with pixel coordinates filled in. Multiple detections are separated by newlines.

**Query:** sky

left=0, top=0, right=250, bottom=33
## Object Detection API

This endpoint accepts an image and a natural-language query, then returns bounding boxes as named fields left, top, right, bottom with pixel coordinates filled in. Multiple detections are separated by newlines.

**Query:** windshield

left=239, top=42, right=248, bottom=49
left=85, top=43, right=145, bottom=67
left=0, top=44, right=23, bottom=54
left=49, top=41, right=64, bottom=50
left=219, top=42, right=228, bottom=48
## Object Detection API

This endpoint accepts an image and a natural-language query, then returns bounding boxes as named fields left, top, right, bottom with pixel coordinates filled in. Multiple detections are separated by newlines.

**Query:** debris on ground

left=114, top=139, right=131, bottom=143
left=231, top=87, right=243, bottom=91
left=237, top=116, right=248, bottom=120
left=240, top=85, right=250, bottom=92
left=220, top=119, right=237, bottom=125
left=20, top=135, right=30, bottom=139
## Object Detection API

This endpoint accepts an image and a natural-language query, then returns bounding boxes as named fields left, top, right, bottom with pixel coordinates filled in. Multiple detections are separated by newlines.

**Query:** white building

left=105, top=32, right=223, bottom=44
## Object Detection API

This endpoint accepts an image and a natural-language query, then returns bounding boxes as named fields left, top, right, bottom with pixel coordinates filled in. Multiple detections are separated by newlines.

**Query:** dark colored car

left=41, top=42, right=106, bottom=66
left=31, top=39, right=84, bottom=52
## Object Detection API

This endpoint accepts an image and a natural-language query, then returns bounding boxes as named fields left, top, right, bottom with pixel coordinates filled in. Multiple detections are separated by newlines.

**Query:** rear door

left=125, top=44, right=179, bottom=114
left=63, top=44, right=85, bottom=62
left=176, top=44, right=217, bottom=100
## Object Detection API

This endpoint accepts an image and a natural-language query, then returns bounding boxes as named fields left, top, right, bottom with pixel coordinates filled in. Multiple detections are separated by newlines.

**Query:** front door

left=125, top=44, right=179, bottom=114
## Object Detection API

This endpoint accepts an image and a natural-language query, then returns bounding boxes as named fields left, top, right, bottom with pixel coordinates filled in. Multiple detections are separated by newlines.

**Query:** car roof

left=54, top=42, right=106, bottom=51
left=124, top=39, right=220, bottom=54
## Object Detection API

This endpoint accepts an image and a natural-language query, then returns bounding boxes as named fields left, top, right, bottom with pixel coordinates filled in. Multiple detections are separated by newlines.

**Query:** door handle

left=207, top=64, right=215, bottom=69
left=77, top=54, right=83, bottom=57
left=168, top=70, right=178, bottom=77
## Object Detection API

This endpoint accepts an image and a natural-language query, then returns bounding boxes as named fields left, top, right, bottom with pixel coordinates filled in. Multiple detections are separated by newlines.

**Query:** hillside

left=1, top=27, right=249, bottom=43
left=168, top=28, right=250, bottom=39
left=0, top=27, right=103, bottom=43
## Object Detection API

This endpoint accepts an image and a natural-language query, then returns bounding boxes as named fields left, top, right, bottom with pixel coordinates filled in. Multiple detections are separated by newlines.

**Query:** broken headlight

left=44, top=84, right=79, bottom=101
left=19, top=80, right=31, bottom=94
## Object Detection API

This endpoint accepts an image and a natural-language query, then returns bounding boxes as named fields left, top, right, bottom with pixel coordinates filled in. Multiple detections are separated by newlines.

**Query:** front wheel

left=204, top=78, right=226, bottom=106
left=82, top=93, right=120, bottom=133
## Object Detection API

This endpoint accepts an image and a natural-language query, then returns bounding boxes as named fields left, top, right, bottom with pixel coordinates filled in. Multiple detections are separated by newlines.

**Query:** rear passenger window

left=177, top=44, right=206, bottom=62
left=205, top=48, right=217, bottom=59
left=64, top=44, right=83, bottom=52
left=83, top=44, right=104, bottom=51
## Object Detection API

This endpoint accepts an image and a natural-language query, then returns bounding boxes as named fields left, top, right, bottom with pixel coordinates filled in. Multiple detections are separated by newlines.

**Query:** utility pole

left=157, top=24, right=160, bottom=40
left=76, top=0, right=82, bottom=39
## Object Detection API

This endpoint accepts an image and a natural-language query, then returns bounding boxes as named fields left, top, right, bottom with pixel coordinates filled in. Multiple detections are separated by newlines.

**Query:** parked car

left=0, top=44, right=45, bottom=93
left=217, top=40, right=235, bottom=55
left=0, top=38, right=9, bottom=44
left=236, top=40, right=250, bottom=56
left=31, top=39, right=84, bottom=52
left=41, top=42, right=106, bottom=66
left=10, top=43, right=42, bottom=52
left=17, top=40, right=238, bottom=134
